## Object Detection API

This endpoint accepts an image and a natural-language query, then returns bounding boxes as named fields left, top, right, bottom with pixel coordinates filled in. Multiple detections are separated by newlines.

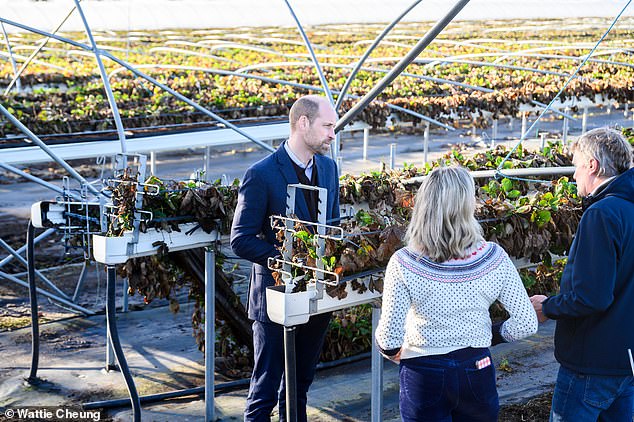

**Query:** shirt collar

left=284, top=141, right=314, bottom=170
left=590, top=176, right=616, bottom=196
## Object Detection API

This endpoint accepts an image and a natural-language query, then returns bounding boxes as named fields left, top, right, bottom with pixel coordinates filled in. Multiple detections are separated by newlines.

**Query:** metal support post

left=389, top=143, right=397, bottom=170
left=122, top=278, right=129, bottom=313
left=0, top=238, right=70, bottom=300
left=72, top=260, right=90, bottom=302
left=0, top=270, right=93, bottom=314
left=336, top=156, right=343, bottom=177
left=624, top=103, right=629, bottom=118
left=371, top=306, right=384, bottom=422
left=521, top=113, right=527, bottom=139
left=562, top=111, right=569, bottom=146
left=423, top=122, right=430, bottom=164
left=582, top=108, right=588, bottom=134
left=540, top=133, right=547, bottom=150
left=491, top=119, right=498, bottom=148
left=203, top=147, right=211, bottom=181
left=106, top=266, right=141, bottom=421
left=0, top=228, right=55, bottom=269
left=508, top=116, right=513, bottom=131
left=150, top=151, right=156, bottom=175
left=204, top=246, right=216, bottom=422
left=363, top=128, right=369, bottom=161
left=284, top=326, right=298, bottom=422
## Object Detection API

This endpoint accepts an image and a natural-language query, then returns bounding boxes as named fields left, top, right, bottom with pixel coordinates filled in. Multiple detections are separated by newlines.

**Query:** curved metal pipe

left=106, top=266, right=142, bottom=422
left=236, top=61, right=575, bottom=120
left=283, top=0, right=334, bottom=105
left=434, top=51, right=634, bottom=70
left=369, top=56, right=571, bottom=78
left=108, top=64, right=454, bottom=131
left=335, top=0, right=424, bottom=112
left=26, top=220, right=40, bottom=384
left=1, top=22, right=22, bottom=93
left=0, top=104, right=102, bottom=197
left=336, top=0, right=471, bottom=132
left=73, top=0, right=128, bottom=154
left=4, top=3, right=77, bottom=95
left=0, top=16, right=274, bottom=153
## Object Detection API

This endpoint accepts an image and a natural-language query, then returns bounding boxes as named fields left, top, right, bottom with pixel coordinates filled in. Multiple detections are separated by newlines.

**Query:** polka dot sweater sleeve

left=375, top=255, right=410, bottom=352
left=497, top=255, right=538, bottom=342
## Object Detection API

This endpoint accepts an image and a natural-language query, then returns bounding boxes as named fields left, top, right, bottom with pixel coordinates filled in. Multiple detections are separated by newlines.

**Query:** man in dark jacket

left=531, top=127, right=634, bottom=421
left=231, top=95, right=340, bottom=421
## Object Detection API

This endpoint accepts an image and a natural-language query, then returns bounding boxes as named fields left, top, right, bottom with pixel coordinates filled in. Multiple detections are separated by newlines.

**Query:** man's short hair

left=289, top=95, right=322, bottom=131
left=571, top=127, right=633, bottom=177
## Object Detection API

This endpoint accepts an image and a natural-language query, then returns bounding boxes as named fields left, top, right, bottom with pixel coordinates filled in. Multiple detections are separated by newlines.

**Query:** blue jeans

left=550, top=366, right=634, bottom=422
left=399, top=347, right=499, bottom=422
left=244, top=313, right=331, bottom=422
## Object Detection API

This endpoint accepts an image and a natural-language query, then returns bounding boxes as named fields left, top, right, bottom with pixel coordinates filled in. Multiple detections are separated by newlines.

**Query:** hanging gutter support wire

left=494, top=0, right=633, bottom=185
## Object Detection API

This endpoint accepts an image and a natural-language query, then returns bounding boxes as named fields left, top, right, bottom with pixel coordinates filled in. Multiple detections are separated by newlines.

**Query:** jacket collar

left=582, top=167, right=634, bottom=211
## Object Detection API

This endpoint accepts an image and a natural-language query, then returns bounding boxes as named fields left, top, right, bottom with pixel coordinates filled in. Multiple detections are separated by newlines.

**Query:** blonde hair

left=406, top=166, right=483, bottom=262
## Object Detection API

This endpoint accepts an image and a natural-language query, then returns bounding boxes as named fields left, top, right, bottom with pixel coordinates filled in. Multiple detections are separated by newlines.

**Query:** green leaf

left=531, top=210, right=552, bottom=227
left=501, top=178, right=513, bottom=192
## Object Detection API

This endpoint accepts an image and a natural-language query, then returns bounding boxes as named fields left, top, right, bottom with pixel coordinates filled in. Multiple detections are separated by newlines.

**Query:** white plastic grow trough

left=92, top=222, right=217, bottom=265
left=266, top=276, right=382, bottom=326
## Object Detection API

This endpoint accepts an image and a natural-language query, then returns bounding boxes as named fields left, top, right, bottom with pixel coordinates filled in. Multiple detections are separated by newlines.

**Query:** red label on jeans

left=475, top=357, right=491, bottom=369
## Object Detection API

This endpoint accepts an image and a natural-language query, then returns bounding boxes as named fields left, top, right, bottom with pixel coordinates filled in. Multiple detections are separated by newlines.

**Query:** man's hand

left=530, top=295, right=549, bottom=323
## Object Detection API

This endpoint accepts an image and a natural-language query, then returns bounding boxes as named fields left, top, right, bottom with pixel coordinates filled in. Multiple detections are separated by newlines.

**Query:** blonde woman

left=375, top=166, right=537, bottom=422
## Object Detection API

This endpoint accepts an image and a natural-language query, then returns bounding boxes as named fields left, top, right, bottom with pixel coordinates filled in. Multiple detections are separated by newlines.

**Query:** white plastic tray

left=266, top=278, right=382, bottom=326
left=92, top=223, right=217, bottom=265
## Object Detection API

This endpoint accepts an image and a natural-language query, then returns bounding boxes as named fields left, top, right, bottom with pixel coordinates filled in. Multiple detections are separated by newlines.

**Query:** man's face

left=303, top=101, right=337, bottom=156
left=572, top=151, right=595, bottom=197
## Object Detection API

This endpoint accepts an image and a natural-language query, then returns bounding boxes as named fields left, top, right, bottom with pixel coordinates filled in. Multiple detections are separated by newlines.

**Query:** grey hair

left=570, top=127, right=633, bottom=177
left=406, top=166, right=484, bottom=262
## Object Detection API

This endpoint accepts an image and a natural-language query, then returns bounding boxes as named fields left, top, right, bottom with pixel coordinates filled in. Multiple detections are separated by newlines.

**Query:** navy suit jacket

left=230, top=142, right=340, bottom=322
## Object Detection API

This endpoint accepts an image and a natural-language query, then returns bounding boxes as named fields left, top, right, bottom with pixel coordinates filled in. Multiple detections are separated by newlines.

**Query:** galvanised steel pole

left=1, top=22, right=22, bottom=93
left=0, top=17, right=275, bottom=153
left=0, top=104, right=102, bottom=196
left=4, top=4, right=78, bottom=95
left=110, top=64, right=455, bottom=131
left=282, top=0, right=334, bottom=105
left=335, top=0, right=471, bottom=132
left=335, top=0, right=424, bottom=112
left=73, top=0, right=128, bottom=154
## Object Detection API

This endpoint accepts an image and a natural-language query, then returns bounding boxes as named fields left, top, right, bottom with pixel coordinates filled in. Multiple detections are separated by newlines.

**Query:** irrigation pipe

left=83, top=352, right=372, bottom=411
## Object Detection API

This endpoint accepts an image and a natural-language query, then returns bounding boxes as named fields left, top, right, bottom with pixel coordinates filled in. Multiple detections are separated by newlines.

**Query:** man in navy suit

left=231, top=95, right=340, bottom=421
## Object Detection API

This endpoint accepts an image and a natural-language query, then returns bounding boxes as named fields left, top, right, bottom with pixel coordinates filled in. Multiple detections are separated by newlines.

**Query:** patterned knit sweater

left=375, top=241, right=538, bottom=359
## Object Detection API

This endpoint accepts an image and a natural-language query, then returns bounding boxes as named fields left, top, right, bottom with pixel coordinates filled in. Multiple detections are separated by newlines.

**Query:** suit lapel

left=276, top=143, right=311, bottom=220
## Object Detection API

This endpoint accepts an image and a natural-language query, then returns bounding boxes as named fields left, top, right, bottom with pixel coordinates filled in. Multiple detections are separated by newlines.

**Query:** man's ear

left=297, top=115, right=309, bottom=131
left=588, top=157, right=600, bottom=175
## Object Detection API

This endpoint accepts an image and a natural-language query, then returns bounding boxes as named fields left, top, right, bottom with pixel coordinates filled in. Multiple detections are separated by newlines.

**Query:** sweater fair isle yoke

left=375, top=242, right=537, bottom=358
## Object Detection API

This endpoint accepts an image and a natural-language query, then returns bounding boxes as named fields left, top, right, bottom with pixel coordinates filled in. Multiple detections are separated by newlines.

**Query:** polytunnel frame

left=1, top=0, right=633, bottom=421
left=0, top=2, right=476, bottom=421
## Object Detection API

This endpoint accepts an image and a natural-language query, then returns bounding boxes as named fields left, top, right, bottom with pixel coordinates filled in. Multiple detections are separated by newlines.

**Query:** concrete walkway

left=0, top=301, right=559, bottom=421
